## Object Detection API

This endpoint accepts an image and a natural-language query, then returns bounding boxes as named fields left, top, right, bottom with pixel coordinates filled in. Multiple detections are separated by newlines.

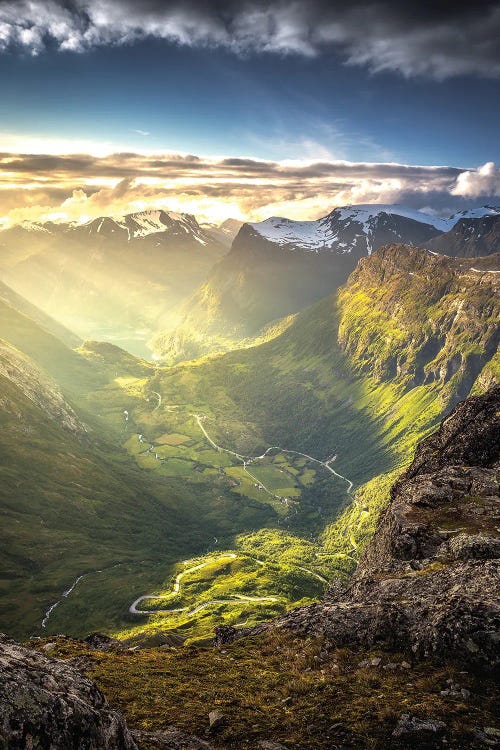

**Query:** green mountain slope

left=111, top=246, right=499, bottom=643
left=0, top=245, right=497, bottom=643
left=0, top=300, right=277, bottom=639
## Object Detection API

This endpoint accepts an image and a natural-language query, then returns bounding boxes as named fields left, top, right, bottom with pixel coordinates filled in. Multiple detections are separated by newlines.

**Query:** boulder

left=391, top=714, right=447, bottom=748
left=0, top=635, right=136, bottom=749
left=208, top=709, right=225, bottom=730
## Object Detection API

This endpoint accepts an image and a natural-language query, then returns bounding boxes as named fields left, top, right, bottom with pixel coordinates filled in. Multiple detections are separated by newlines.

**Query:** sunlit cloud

left=451, top=161, right=500, bottom=198
left=0, top=143, right=498, bottom=227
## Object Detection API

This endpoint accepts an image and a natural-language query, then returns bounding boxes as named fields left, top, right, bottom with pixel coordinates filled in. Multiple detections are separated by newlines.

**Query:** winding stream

left=41, top=562, right=127, bottom=629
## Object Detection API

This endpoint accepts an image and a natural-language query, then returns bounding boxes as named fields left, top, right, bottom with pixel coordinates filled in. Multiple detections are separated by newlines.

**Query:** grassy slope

left=113, top=249, right=498, bottom=643
left=1, top=246, right=497, bottom=643
left=0, top=304, right=278, bottom=639
left=33, top=634, right=499, bottom=750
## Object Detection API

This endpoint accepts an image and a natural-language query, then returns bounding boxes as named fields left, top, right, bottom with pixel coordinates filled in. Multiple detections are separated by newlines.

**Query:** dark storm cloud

left=0, top=0, right=499, bottom=78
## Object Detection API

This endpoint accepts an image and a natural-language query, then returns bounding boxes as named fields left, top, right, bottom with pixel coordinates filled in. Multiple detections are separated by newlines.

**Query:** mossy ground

left=32, top=634, right=499, bottom=749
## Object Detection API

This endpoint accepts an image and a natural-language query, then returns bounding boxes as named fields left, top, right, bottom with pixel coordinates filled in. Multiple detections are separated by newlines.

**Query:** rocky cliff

left=337, top=246, right=499, bottom=403
left=0, top=635, right=137, bottom=749
left=219, top=386, right=499, bottom=670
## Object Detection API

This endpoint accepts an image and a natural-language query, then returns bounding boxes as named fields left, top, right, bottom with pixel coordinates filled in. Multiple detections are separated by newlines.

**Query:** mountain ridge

left=154, top=204, right=500, bottom=362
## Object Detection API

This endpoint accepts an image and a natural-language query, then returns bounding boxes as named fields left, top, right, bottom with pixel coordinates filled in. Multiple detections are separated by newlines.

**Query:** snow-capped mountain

left=248, top=203, right=500, bottom=257
left=447, top=205, right=500, bottom=224
left=249, top=204, right=447, bottom=255
left=425, top=210, right=500, bottom=258
left=15, top=210, right=214, bottom=245
left=157, top=203, right=500, bottom=362
left=27, top=209, right=214, bottom=246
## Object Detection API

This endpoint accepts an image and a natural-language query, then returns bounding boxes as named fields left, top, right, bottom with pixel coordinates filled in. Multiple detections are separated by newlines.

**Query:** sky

left=0, top=0, right=499, bottom=225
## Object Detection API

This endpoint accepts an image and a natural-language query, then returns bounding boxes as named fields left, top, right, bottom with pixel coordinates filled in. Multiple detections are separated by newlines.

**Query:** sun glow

left=0, top=133, right=494, bottom=228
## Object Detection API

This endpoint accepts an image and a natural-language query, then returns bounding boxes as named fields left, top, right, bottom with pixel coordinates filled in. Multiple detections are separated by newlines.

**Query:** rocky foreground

left=0, top=386, right=498, bottom=749
left=0, top=634, right=137, bottom=749
left=274, top=384, right=500, bottom=666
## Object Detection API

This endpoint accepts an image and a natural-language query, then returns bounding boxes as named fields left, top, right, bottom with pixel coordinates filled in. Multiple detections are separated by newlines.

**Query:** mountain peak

left=249, top=203, right=445, bottom=254
left=323, top=203, right=450, bottom=232
left=121, top=209, right=205, bottom=240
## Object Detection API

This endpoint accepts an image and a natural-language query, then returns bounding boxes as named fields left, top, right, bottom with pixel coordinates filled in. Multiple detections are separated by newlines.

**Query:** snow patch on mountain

left=252, top=217, right=324, bottom=249
left=20, top=221, right=53, bottom=234
left=126, top=210, right=168, bottom=237
left=250, top=204, right=447, bottom=252
left=326, top=204, right=450, bottom=231
left=448, top=205, right=500, bottom=223
left=249, top=203, right=500, bottom=253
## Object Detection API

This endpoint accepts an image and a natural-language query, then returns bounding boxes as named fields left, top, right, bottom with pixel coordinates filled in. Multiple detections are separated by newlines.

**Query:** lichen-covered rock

left=391, top=714, right=447, bottom=749
left=132, top=728, right=212, bottom=749
left=84, top=632, right=124, bottom=651
left=0, top=635, right=137, bottom=749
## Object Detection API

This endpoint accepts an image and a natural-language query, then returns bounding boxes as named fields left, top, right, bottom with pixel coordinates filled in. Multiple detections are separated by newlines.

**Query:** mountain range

left=2, top=203, right=497, bottom=363
left=0, top=209, right=227, bottom=357
left=153, top=204, right=500, bottom=361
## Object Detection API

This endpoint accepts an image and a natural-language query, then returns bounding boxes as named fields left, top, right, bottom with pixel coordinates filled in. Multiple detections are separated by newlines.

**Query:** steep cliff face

left=0, top=635, right=137, bottom=749
left=337, top=246, right=499, bottom=403
left=425, top=214, right=500, bottom=258
left=273, top=386, right=499, bottom=668
left=152, top=224, right=356, bottom=361
left=0, top=339, right=87, bottom=435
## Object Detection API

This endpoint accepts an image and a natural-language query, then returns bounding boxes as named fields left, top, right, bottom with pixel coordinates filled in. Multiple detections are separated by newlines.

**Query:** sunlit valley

left=0, top=3, right=499, bottom=749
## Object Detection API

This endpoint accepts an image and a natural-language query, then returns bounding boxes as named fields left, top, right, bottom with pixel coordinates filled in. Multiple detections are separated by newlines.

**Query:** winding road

left=193, top=413, right=354, bottom=498
left=129, top=553, right=280, bottom=617
left=125, top=408, right=353, bottom=622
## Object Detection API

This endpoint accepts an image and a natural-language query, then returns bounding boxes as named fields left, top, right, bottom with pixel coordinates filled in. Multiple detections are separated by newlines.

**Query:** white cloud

left=452, top=162, right=500, bottom=198
left=1, top=144, right=496, bottom=226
